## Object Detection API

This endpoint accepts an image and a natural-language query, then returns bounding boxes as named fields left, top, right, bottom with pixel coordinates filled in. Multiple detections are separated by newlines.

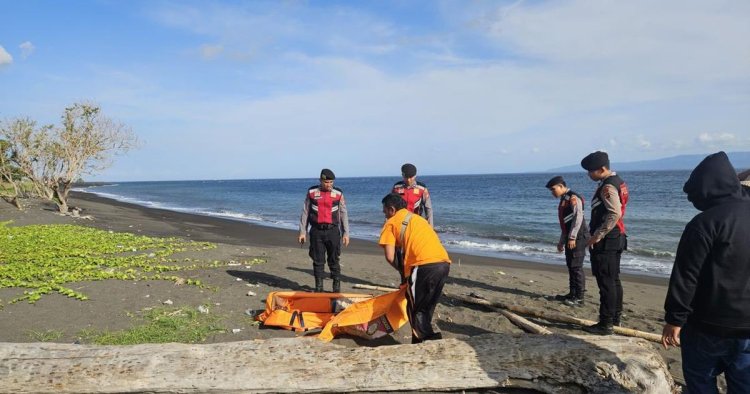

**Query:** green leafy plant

left=78, top=306, right=225, bottom=345
left=27, top=329, right=64, bottom=342
left=0, top=222, right=263, bottom=305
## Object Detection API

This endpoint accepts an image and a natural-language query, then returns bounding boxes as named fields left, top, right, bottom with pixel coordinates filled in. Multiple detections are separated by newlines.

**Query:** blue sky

left=1, top=0, right=748, bottom=181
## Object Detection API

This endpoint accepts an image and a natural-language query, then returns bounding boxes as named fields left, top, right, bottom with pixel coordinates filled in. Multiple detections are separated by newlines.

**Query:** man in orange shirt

left=379, top=193, right=451, bottom=344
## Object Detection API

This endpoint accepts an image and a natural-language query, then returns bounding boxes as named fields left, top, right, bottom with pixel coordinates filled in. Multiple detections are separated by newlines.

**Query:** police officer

left=299, top=169, right=350, bottom=292
left=392, top=163, right=433, bottom=227
left=546, top=175, right=589, bottom=306
left=581, top=151, right=629, bottom=335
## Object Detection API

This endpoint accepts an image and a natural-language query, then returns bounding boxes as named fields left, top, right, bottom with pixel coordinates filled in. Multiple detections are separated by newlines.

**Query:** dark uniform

left=299, top=169, right=349, bottom=292
left=392, top=181, right=433, bottom=226
left=557, top=189, right=589, bottom=303
left=589, top=174, right=628, bottom=323
left=582, top=152, right=629, bottom=334
left=392, top=163, right=433, bottom=226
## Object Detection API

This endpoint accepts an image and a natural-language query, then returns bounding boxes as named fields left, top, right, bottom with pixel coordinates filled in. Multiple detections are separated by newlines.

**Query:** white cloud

left=697, top=132, right=736, bottom=144
left=479, top=0, right=750, bottom=82
left=199, top=44, right=223, bottom=59
left=0, top=45, right=12, bottom=65
left=636, top=135, right=652, bottom=149
left=19, top=41, right=35, bottom=59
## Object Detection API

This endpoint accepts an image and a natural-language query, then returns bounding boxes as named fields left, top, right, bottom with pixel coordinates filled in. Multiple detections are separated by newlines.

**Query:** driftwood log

left=0, top=334, right=674, bottom=393
left=479, top=298, right=663, bottom=343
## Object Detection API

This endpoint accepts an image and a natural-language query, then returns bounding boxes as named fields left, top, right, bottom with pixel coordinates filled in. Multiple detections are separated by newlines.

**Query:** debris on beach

left=163, top=299, right=173, bottom=305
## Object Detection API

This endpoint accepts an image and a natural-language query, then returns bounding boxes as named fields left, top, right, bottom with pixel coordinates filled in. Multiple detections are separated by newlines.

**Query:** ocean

left=77, top=171, right=698, bottom=278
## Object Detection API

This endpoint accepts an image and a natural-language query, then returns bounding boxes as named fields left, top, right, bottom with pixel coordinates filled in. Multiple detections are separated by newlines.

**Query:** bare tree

left=0, top=118, right=57, bottom=208
left=0, top=139, right=23, bottom=208
left=51, top=103, right=138, bottom=213
left=1, top=104, right=138, bottom=213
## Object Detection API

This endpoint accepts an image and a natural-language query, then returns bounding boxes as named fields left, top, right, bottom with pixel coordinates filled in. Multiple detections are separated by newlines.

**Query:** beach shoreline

left=71, top=191, right=669, bottom=287
left=0, top=192, right=684, bottom=387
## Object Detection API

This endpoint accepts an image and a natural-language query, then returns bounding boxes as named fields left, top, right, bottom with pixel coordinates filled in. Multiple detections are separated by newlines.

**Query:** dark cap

left=545, top=176, right=565, bottom=189
left=401, top=163, right=417, bottom=178
left=320, top=168, right=335, bottom=180
left=581, top=151, right=610, bottom=171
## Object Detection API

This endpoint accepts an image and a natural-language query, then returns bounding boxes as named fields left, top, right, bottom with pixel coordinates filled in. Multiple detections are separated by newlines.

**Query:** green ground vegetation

left=0, top=222, right=262, bottom=306
left=27, top=329, right=65, bottom=342
left=79, top=306, right=225, bottom=345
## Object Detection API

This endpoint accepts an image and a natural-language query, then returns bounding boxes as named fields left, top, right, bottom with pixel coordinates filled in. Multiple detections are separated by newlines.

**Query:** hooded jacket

left=664, top=152, right=750, bottom=337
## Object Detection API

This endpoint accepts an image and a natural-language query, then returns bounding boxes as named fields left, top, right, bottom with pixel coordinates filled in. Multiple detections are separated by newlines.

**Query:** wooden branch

left=0, top=334, right=675, bottom=393
left=483, top=301, right=663, bottom=343
left=353, top=283, right=398, bottom=292
left=450, top=293, right=552, bottom=335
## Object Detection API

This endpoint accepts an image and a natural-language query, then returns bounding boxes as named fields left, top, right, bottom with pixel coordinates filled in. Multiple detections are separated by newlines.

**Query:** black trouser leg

left=565, top=247, right=586, bottom=298
left=591, top=250, right=621, bottom=323
left=324, top=227, right=341, bottom=280
left=614, top=250, right=623, bottom=317
left=309, top=228, right=327, bottom=280
left=406, top=262, right=450, bottom=343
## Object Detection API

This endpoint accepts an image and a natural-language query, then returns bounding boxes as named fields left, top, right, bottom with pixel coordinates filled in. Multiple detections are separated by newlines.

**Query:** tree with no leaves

left=52, top=103, right=138, bottom=213
left=0, top=118, right=56, bottom=208
left=0, top=103, right=138, bottom=213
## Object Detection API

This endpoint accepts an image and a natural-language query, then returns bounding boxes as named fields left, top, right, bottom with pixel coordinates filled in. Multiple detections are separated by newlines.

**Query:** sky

left=1, top=0, right=749, bottom=181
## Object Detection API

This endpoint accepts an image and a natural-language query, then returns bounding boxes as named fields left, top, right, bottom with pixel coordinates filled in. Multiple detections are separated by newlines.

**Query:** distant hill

left=549, top=152, right=750, bottom=173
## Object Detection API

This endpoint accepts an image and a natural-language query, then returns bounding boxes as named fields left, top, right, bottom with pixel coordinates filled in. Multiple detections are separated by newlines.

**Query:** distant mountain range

left=549, top=151, right=750, bottom=172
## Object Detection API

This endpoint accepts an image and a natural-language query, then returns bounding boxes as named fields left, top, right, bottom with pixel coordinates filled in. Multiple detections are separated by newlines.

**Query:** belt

left=314, top=223, right=336, bottom=230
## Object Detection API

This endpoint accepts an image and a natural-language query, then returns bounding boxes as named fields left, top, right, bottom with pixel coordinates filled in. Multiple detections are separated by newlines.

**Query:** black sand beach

left=0, top=192, right=684, bottom=387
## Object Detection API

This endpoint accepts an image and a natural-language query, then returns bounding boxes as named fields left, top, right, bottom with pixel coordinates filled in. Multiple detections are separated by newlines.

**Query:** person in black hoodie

left=662, top=152, right=750, bottom=394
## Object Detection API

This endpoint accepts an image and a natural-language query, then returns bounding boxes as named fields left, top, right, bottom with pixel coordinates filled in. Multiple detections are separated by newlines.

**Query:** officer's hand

left=567, top=240, right=576, bottom=250
left=586, top=237, right=598, bottom=249
left=298, top=234, right=305, bottom=245
left=661, top=324, right=681, bottom=350
left=556, top=242, right=564, bottom=253
left=342, top=235, right=350, bottom=247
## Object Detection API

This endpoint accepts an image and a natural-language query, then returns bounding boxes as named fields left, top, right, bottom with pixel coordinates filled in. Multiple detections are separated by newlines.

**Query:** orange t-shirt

left=378, top=209, right=451, bottom=274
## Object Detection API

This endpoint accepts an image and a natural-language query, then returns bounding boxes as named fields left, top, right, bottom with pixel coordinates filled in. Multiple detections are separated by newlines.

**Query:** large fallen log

left=0, top=334, right=674, bottom=393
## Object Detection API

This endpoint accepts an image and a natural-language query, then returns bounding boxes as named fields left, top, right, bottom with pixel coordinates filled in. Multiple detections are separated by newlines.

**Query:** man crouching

left=379, top=193, right=451, bottom=344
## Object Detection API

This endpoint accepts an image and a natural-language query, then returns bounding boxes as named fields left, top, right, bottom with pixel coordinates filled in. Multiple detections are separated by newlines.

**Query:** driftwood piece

left=352, top=284, right=663, bottom=343
left=486, top=301, right=663, bottom=343
left=451, top=293, right=553, bottom=334
left=0, top=334, right=675, bottom=393
left=353, top=283, right=396, bottom=292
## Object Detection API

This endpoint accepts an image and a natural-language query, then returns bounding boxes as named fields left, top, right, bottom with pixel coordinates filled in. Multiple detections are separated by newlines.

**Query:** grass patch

left=78, top=306, right=225, bottom=345
left=27, top=329, right=64, bottom=342
left=0, top=221, right=265, bottom=305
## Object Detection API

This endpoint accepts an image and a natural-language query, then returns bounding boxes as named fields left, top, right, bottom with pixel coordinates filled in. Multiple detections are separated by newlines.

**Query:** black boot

left=314, top=277, right=324, bottom=293
left=584, top=320, right=614, bottom=335
left=332, top=278, right=341, bottom=293
left=554, top=292, right=574, bottom=301
left=613, top=313, right=622, bottom=327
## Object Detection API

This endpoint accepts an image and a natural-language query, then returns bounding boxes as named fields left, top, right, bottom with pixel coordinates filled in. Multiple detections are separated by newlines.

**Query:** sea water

left=78, top=171, right=697, bottom=277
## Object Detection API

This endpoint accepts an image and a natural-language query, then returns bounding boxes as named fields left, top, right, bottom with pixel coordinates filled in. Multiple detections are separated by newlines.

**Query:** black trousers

left=565, top=243, right=586, bottom=298
left=308, top=226, right=341, bottom=280
left=405, top=262, right=450, bottom=344
left=590, top=236, right=625, bottom=323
